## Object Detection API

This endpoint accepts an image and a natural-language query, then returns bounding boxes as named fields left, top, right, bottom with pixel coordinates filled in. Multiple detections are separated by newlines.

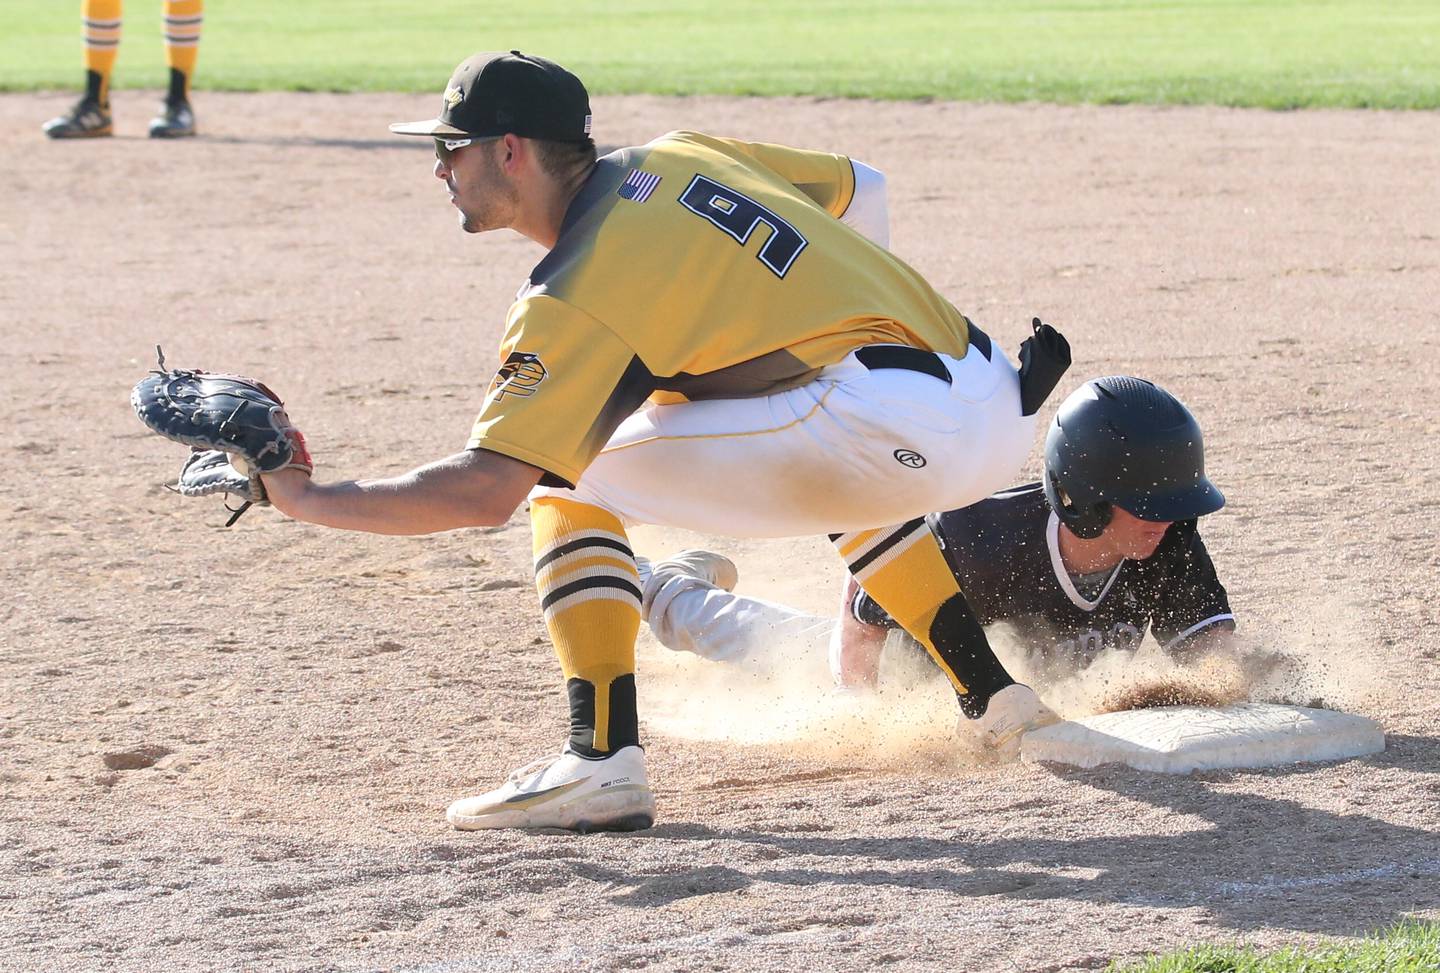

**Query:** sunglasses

left=434, top=135, right=500, bottom=165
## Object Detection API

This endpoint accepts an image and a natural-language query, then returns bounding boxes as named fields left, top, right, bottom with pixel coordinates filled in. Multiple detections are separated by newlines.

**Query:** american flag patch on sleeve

left=617, top=168, right=662, bottom=203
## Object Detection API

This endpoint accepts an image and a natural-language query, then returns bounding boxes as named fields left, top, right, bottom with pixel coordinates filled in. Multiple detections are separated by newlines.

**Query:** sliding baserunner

left=641, top=377, right=1233, bottom=690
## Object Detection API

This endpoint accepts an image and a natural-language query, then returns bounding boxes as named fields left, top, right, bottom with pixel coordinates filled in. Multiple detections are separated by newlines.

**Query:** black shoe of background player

left=42, top=97, right=114, bottom=139
left=149, top=99, right=196, bottom=139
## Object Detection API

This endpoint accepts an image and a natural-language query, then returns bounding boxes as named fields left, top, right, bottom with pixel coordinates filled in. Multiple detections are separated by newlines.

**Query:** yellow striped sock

left=833, top=519, right=1016, bottom=713
left=531, top=497, right=642, bottom=755
left=162, top=0, right=203, bottom=99
left=82, top=0, right=123, bottom=105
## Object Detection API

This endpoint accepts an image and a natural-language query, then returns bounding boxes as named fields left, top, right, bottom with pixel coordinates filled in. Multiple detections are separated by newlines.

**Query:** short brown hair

left=532, top=137, right=597, bottom=180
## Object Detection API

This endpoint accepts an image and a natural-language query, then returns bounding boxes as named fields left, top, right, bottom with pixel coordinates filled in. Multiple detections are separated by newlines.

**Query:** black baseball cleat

left=42, top=98, right=113, bottom=139
left=148, top=99, right=196, bottom=138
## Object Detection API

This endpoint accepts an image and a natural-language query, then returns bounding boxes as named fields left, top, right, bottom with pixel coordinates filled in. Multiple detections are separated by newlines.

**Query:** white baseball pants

left=530, top=341, right=1036, bottom=538
left=645, top=570, right=834, bottom=665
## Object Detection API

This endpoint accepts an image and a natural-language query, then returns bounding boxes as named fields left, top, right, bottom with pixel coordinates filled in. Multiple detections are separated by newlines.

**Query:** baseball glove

left=131, top=348, right=312, bottom=525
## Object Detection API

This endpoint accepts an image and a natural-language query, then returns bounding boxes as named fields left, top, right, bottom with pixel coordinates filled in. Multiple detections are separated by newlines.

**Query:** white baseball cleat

left=446, top=745, right=656, bottom=833
left=958, top=684, right=1061, bottom=759
left=639, top=549, right=739, bottom=615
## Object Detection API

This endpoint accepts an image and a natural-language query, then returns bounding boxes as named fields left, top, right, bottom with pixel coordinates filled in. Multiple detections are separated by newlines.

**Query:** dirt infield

left=3, top=90, right=1438, bottom=972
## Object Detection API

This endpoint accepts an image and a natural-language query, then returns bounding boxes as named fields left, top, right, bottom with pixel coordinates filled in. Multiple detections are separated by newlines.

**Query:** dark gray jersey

left=852, top=483, right=1234, bottom=668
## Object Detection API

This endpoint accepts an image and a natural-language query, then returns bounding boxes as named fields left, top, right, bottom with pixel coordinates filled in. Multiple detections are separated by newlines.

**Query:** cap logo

left=443, top=86, right=464, bottom=109
left=583, top=114, right=593, bottom=135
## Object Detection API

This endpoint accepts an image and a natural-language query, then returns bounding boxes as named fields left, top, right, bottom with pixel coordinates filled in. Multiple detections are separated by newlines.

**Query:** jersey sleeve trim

left=465, top=441, right=580, bottom=489
left=850, top=586, right=869, bottom=623
left=832, top=158, right=859, bottom=219
left=851, top=587, right=899, bottom=628
left=1162, top=613, right=1236, bottom=650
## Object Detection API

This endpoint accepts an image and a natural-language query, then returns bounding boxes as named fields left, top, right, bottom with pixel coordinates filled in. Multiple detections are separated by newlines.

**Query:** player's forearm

left=831, top=620, right=886, bottom=688
left=267, top=474, right=482, bottom=534
left=262, top=451, right=540, bottom=535
left=829, top=577, right=886, bottom=688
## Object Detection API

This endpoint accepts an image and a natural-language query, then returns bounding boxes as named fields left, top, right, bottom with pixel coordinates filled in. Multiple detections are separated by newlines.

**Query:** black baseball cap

left=389, top=50, right=592, bottom=141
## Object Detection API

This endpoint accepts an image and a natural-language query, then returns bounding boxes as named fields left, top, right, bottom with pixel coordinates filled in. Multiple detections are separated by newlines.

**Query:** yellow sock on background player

left=530, top=497, right=642, bottom=756
left=82, top=0, right=122, bottom=111
left=151, top=0, right=202, bottom=137
left=163, top=0, right=203, bottom=86
left=40, top=0, right=123, bottom=137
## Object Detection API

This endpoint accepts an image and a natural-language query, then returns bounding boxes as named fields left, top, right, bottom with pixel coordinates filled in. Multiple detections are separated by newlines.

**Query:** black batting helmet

left=1043, top=376, right=1224, bottom=539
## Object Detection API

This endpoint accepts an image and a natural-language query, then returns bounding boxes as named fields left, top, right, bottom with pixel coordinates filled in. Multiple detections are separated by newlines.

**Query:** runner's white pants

left=645, top=572, right=833, bottom=665
left=530, top=342, right=1036, bottom=538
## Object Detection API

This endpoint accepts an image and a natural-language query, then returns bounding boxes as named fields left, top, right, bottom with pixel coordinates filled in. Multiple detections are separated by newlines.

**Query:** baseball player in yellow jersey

left=259, top=51, right=1072, bottom=833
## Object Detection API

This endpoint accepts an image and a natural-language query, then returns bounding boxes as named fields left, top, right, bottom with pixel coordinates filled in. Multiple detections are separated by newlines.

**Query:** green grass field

left=1110, top=921, right=1440, bottom=972
left=2, top=0, right=1438, bottom=108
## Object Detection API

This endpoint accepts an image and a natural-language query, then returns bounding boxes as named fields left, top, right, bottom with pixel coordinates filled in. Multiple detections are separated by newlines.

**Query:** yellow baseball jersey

left=468, top=130, right=977, bottom=487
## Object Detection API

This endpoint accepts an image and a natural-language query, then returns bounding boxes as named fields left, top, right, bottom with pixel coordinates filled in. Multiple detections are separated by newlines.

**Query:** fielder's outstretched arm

left=261, top=448, right=542, bottom=535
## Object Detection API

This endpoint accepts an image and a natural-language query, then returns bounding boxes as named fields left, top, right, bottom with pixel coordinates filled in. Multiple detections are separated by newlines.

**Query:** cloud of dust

left=1238, top=595, right=1390, bottom=715
left=999, top=594, right=1389, bottom=719
left=631, top=524, right=1388, bottom=760
left=632, top=528, right=976, bottom=769
left=638, top=624, right=970, bottom=771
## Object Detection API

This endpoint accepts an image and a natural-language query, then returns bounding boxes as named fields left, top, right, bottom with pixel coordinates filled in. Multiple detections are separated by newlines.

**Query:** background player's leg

left=83, top=0, right=122, bottom=107
left=530, top=496, right=642, bottom=756
left=43, top=0, right=121, bottom=138
left=831, top=521, right=1015, bottom=716
left=152, top=0, right=202, bottom=137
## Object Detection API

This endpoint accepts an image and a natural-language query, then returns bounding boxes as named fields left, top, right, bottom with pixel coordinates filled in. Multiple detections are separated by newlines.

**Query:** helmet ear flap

left=1069, top=500, right=1112, bottom=539
left=1044, top=468, right=1111, bottom=539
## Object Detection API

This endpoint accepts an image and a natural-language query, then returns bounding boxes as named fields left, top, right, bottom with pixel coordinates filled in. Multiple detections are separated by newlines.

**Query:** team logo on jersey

left=617, top=168, right=662, bottom=203
left=1051, top=622, right=1144, bottom=666
left=894, top=449, right=927, bottom=468
left=490, top=351, right=548, bottom=399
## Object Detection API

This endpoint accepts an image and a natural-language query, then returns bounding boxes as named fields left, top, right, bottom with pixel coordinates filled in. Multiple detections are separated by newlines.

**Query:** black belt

left=855, top=345, right=950, bottom=383
left=964, top=320, right=993, bottom=362
left=854, top=323, right=992, bottom=385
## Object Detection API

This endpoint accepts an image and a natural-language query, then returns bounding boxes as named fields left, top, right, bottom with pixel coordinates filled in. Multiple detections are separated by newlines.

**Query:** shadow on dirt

left=645, top=736, right=1440, bottom=937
